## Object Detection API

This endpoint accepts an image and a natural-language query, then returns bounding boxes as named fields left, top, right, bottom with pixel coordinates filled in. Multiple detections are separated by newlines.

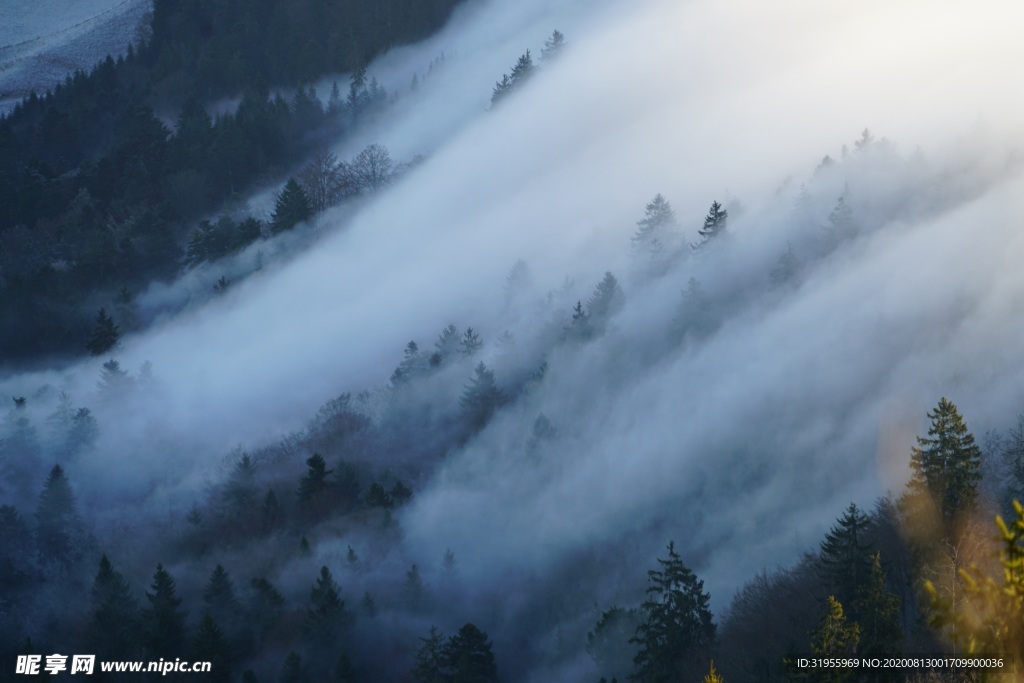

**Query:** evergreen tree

left=193, top=612, right=232, bottom=683
left=588, top=606, right=643, bottom=683
left=769, top=243, right=798, bottom=287
left=248, top=577, right=285, bottom=642
left=853, top=553, right=902, bottom=664
left=809, top=596, right=859, bottom=682
left=565, top=300, right=593, bottom=342
left=435, top=324, right=461, bottom=361
left=142, top=563, right=187, bottom=657
left=271, top=178, right=312, bottom=234
left=702, top=661, right=723, bottom=683
left=279, top=652, right=310, bottom=683
left=412, top=626, right=447, bottom=683
left=460, top=362, right=503, bottom=431
left=631, top=194, right=676, bottom=256
left=509, top=50, right=535, bottom=84
left=444, top=623, right=499, bottom=683
left=541, top=30, right=566, bottom=62
left=34, top=464, right=82, bottom=565
left=905, top=397, right=983, bottom=529
left=299, top=452, right=332, bottom=502
left=630, top=542, right=715, bottom=683
left=390, top=480, right=413, bottom=506
left=818, top=502, right=873, bottom=614
left=97, top=359, right=131, bottom=397
left=305, top=566, right=349, bottom=648
left=459, top=327, right=483, bottom=356
left=695, top=201, right=727, bottom=246
left=90, top=554, right=140, bottom=658
left=334, top=652, right=357, bottom=683
left=87, top=308, right=120, bottom=356
left=588, top=272, right=625, bottom=324
left=672, top=278, right=714, bottom=343
left=402, top=563, right=428, bottom=612
left=203, top=564, right=241, bottom=629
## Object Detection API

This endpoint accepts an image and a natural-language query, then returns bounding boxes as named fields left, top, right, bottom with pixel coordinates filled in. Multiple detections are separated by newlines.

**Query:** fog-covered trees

left=350, top=143, right=394, bottom=194
left=491, top=51, right=535, bottom=105
left=298, top=150, right=351, bottom=211
left=631, top=194, right=676, bottom=258
left=630, top=542, right=715, bottom=683
left=460, top=362, right=503, bottom=431
left=541, top=30, right=566, bottom=62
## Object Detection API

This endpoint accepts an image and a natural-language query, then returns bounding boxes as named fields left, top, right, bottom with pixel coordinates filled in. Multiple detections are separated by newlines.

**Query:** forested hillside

left=0, top=0, right=462, bottom=365
left=2, top=0, right=1024, bottom=681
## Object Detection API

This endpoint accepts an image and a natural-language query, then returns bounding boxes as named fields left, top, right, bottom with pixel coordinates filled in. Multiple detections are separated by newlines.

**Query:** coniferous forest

left=2, top=0, right=1024, bottom=682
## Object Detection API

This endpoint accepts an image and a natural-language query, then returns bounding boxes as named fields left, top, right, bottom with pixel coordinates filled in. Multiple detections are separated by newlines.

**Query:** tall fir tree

left=86, top=308, right=120, bottom=356
left=808, top=596, right=859, bottom=683
left=459, top=362, right=503, bottom=432
left=818, top=502, right=873, bottom=615
left=904, top=397, right=982, bottom=530
left=34, top=464, right=83, bottom=565
left=271, top=178, right=312, bottom=234
left=90, top=554, right=140, bottom=658
left=142, top=563, right=187, bottom=657
left=695, top=201, right=727, bottom=247
left=630, top=542, right=715, bottom=683
left=444, top=623, right=499, bottom=683
left=853, top=553, right=902, bottom=666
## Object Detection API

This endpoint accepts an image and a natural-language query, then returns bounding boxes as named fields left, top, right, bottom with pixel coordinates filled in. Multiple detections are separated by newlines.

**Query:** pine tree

left=672, top=278, right=714, bottom=343
left=97, top=359, right=131, bottom=397
left=905, top=397, right=983, bottom=529
left=334, top=652, right=357, bottom=683
left=854, top=553, right=902, bottom=664
left=305, top=566, right=349, bottom=647
left=193, top=612, right=232, bottom=683
left=435, top=324, right=461, bottom=361
left=818, top=502, right=873, bottom=614
left=630, top=542, right=715, bottom=683
left=90, top=554, right=140, bottom=658
left=631, top=194, right=676, bottom=255
left=509, top=50, right=534, bottom=84
left=142, top=563, right=187, bottom=657
left=298, top=453, right=332, bottom=502
left=34, top=464, right=82, bottom=565
left=460, top=362, right=503, bottom=431
left=695, top=201, right=727, bottom=246
left=279, top=652, right=310, bottom=683
left=541, top=30, right=566, bottom=62
left=459, top=328, right=483, bottom=356
left=86, top=308, right=119, bottom=356
left=402, top=563, right=428, bottom=612
left=444, top=623, right=499, bottom=683
left=588, top=272, right=625, bottom=323
left=412, top=626, right=447, bottom=683
left=271, top=178, right=312, bottom=234
left=809, top=596, right=859, bottom=682
left=203, top=564, right=241, bottom=628
left=248, top=577, right=284, bottom=642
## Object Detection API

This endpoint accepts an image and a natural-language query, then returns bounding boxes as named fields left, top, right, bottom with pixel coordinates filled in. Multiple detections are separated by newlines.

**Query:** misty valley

left=2, top=0, right=1024, bottom=682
